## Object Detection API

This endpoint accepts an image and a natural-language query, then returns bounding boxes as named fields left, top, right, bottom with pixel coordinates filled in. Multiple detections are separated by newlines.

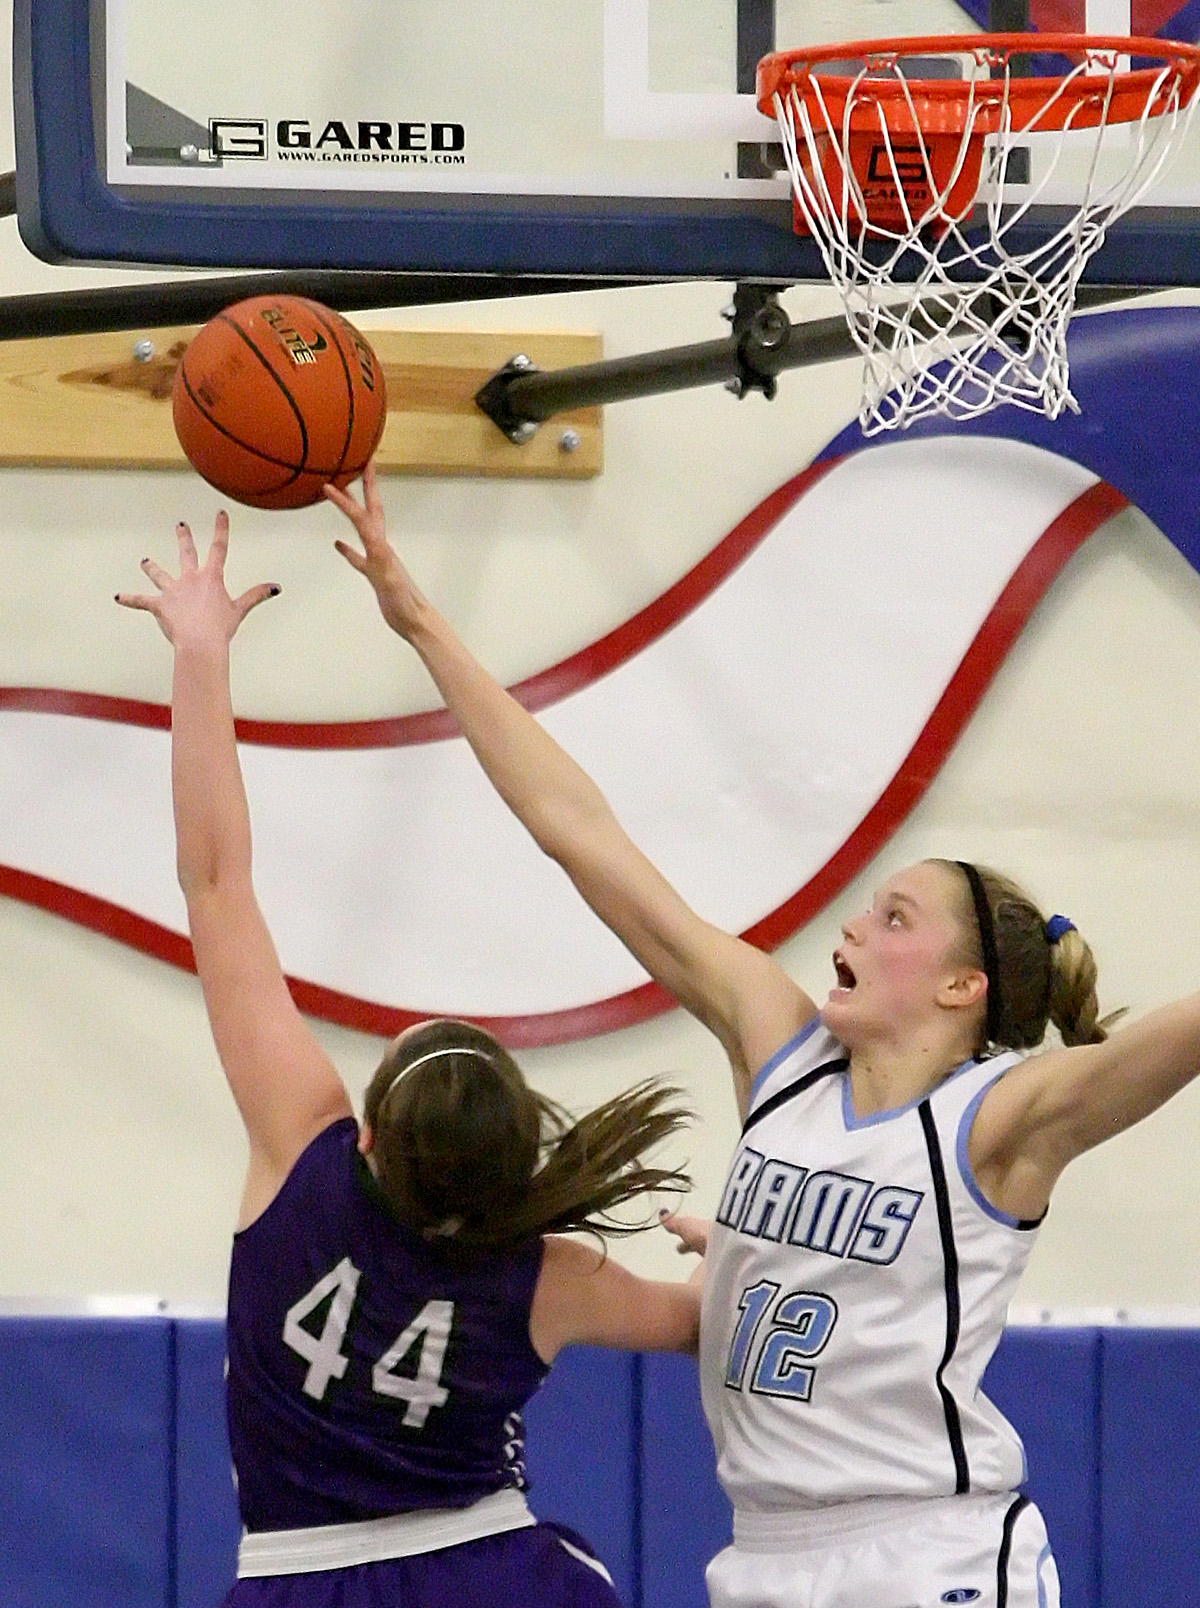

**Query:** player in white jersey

left=326, top=465, right=1200, bottom=1608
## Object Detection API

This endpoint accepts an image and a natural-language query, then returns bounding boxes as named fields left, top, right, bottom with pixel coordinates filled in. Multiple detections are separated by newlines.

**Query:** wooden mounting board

left=0, top=326, right=602, bottom=478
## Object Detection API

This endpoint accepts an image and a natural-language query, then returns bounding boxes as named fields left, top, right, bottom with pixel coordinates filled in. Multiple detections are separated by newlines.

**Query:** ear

left=938, top=968, right=989, bottom=1013
left=357, top=1122, right=374, bottom=1155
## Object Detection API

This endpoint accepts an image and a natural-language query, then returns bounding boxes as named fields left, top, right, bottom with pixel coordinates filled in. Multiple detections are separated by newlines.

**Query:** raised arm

left=325, top=467, right=816, bottom=1116
left=118, top=516, right=352, bottom=1223
left=971, top=991, right=1200, bottom=1220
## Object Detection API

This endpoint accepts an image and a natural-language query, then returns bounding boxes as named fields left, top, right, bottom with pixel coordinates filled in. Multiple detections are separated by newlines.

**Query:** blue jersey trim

left=955, top=1074, right=1045, bottom=1232
left=748, top=1015, right=823, bottom=1107
left=840, top=1055, right=980, bottom=1131
left=956, top=1076, right=1026, bottom=1230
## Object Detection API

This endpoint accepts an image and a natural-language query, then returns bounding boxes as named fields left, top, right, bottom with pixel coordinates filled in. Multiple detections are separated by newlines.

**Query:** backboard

left=13, top=0, right=1200, bottom=282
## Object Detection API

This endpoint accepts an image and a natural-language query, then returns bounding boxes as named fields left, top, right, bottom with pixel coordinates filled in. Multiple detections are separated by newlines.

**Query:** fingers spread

left=140, top=557, right=171, bottom=589
left=235, top=581, right=281, bottom=620
left=207, top=509, right=230, bottom=569
left=323, top=482, right=359, bottom=519
left=363, top=458, right=382, bottom=513
left=175, top=521, right=200, bottom=571
left=333, top=538, right=367, bottom=574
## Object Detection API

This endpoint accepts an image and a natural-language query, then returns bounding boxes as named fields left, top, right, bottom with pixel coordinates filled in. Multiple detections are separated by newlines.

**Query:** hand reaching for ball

left=325, top=462, right=427, bottom=639
left=115, top=512, right=279, bottom=647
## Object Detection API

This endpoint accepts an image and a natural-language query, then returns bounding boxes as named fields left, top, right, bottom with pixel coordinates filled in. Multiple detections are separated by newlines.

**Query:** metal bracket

left=721, top=283, right=792, bottom=400
left=474, top=352, right=544, bottom=443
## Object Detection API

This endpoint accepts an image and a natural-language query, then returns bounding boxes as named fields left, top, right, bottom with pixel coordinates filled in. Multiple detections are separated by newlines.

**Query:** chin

left=819, top=994, right=858, bottom=1042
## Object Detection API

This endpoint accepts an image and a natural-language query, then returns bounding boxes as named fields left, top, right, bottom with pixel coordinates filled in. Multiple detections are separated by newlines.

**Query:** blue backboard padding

left=173, top=1319, right=240, bottom=1608
left=1099, top=1328, right=1200, bottom=1608
left=984, top=1326, right=1102, bottom=1607
left=639, top=1352, right=731, bottom=1608
left=524, top=1346, right=641, bottom=1606
left=0, top=1316, right=173, bottom=1608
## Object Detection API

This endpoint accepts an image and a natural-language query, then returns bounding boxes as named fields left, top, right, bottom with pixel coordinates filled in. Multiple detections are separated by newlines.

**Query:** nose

left=841, top=912, right=865, bottom=943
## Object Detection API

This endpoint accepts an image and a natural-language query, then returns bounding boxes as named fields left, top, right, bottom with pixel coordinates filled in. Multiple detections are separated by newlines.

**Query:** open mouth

left=832, top=952, right=857, bottom=990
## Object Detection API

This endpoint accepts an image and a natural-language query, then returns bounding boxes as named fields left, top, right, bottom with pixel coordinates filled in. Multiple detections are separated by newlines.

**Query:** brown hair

left=932, top=859, right=1120, bottom=1053
left=361, top=1018, right=691, bottom=1254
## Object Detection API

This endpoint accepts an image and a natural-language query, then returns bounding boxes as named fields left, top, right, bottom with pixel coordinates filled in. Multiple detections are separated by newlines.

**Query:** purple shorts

left=222, top=1521, right=624, bottom=1608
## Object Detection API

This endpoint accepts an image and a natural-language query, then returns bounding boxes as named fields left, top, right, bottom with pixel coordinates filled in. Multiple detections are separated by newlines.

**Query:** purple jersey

left=227, top=1117, right=549, bottom=1531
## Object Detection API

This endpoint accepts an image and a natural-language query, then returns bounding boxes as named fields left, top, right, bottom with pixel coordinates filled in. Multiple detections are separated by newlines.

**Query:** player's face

left=822, top=862, right=970, bottom=1046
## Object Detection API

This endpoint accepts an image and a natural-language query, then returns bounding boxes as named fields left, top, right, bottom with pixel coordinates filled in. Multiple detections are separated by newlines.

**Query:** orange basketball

left=172, top=296, right=387, bottom=510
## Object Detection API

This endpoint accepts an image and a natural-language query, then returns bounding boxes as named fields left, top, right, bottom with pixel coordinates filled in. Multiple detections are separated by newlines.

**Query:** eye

left=886, top=906, right=905, bottom=929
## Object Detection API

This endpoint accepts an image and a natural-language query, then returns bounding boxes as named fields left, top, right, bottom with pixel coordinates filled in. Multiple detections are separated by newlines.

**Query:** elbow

left=176, top=845, right=225, bottom=903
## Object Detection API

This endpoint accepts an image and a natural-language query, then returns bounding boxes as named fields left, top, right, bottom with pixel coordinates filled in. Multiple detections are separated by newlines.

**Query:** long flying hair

left=362, top=1018, right=691, bottom=1254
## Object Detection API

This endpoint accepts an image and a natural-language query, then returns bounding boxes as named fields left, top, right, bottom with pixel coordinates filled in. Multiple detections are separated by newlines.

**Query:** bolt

left=509, top=353, right=534, bottom=371
left=752, top=304, right=791, bottom=350
left=724, top=377, right=745, bottom=397
left=510, top=421, right=539, bottom=445
left=720, top=302, right=737, bottom=322
left=558, top=428, right=581, bottom=453
left=179, top=143, right=199, bottom=163
left=132, top=338, right=156, bottom=363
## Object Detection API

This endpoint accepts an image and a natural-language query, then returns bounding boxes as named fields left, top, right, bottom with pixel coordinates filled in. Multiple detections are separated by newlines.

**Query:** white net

left=770, top=43, right=1199, bottom=433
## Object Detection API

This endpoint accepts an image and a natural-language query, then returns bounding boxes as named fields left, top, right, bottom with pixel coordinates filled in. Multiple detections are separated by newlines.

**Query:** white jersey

left=700, top=1019, right=1040, bottom=1513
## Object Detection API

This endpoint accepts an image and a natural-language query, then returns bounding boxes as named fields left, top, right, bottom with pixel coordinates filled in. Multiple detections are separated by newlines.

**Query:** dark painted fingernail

left=658, top=1207, right=670, bottom=1219
left=268, top=585, right=281, bottom=596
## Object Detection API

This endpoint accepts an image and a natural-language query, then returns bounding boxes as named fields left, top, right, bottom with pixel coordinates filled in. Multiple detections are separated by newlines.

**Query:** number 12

left=725, top=1280, right=838, bottom=1402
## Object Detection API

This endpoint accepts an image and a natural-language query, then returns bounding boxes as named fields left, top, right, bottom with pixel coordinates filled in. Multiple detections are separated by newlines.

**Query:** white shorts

left=706, top=1492, right=1060, bottom=1608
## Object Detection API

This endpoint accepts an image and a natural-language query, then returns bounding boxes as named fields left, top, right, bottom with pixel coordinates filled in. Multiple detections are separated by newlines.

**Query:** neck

left=846, top=1027, right=977, bottom=1118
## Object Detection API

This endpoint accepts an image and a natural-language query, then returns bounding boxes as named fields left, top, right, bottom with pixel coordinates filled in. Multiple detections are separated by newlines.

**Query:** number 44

left=282, top=1256, right=454, bottom=1429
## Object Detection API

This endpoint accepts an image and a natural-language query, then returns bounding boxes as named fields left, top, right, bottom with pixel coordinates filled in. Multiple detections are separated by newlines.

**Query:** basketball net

left=764, top=38, right=1200, bottom=434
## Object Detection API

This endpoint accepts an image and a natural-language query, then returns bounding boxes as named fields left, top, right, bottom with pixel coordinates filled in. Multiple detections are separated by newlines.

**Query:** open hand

left=115, top=512, right=278, bottom=646
left=324, top=460, right=425, bottom=638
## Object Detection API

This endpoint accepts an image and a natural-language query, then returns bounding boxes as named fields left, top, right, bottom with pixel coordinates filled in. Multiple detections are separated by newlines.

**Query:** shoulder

left=744, top=1016, right=846, bottom=1121
left=237, top=1114, right=360, bottom=1234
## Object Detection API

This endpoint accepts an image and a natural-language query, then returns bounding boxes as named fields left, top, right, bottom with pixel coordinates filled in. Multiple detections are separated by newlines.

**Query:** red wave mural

left=0, top=473, right=1127, bottom=1048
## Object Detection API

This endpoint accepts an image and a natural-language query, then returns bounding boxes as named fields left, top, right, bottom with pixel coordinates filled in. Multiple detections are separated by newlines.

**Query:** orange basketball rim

left=757, top=34, right=1200, bottom=233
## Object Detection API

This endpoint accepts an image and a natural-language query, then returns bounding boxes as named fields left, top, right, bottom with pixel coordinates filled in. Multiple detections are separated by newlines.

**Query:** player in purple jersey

left=117, top=511, right=704, bottom=1608
left=323, top=462, right=1200, bottom=1608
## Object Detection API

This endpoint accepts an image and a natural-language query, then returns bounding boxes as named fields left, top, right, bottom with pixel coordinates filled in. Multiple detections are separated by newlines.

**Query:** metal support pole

left=475, top=293, right=853, bottom=442
left=475, top=282, right=1148, bottom=443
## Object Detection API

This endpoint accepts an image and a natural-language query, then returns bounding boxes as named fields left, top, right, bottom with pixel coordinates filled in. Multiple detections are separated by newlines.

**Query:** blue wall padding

left=1099, top=1327, right=1200, bottom=1608
left=173, top=1319, right=240, bottom=1608
left=523, top=1346, right=641, bottom=1607
left=983, top=1326, right=1102, bottom=1608
left=639, top=1351, right=731, bottom=1608
left=4, top=1321, right=1200, bottom=1608
left=0, top=1316, right=174, bottom=1608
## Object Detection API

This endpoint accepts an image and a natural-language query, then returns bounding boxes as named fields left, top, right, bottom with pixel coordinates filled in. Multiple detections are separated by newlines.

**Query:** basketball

left=172, top=296, right=387, bottom=510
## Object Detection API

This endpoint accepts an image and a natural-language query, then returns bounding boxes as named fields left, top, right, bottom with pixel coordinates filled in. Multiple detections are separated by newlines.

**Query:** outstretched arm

left=118, top=516, right=351, bottom=1223
left=971, top=992, right=1200, bottom=1221
left=529, top=1232, right=706, bottom=1362
left=326, top=467, right=816, bottom=1117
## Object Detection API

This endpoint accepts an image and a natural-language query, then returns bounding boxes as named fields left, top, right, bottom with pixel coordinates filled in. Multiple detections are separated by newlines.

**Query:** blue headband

left=1045, top=914, right=1076, bottom=944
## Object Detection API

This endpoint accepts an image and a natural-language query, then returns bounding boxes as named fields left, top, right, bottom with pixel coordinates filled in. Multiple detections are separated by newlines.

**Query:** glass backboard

left=13, top=0, right=1200, bottom=281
